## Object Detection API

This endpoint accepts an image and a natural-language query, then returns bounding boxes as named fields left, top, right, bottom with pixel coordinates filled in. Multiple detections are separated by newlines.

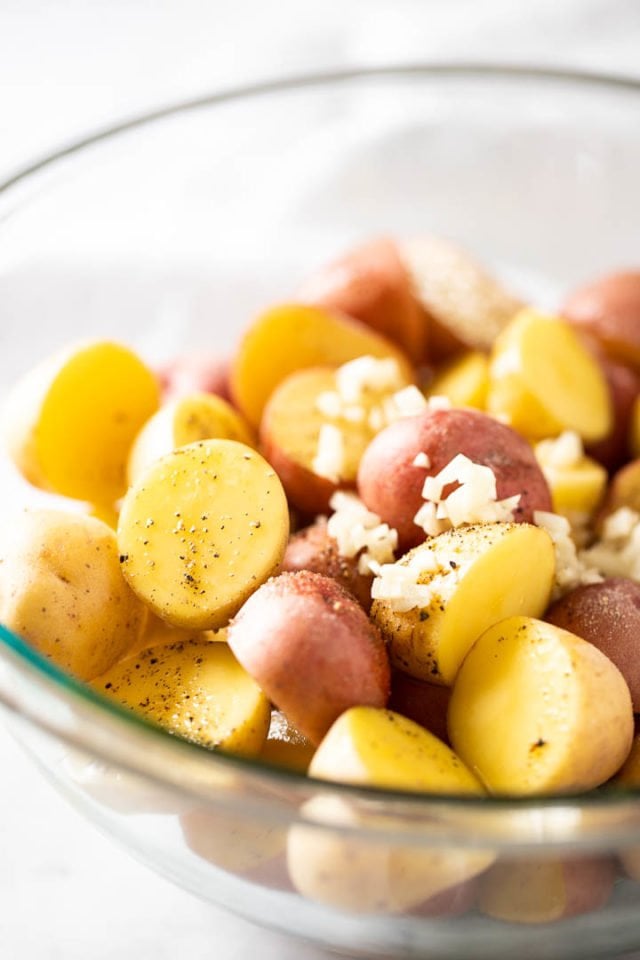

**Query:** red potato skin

left=156, top=352, right=233, bottom=403
left=281, top=519, right=373, bottom=612
left=582, top=347, right=640, bottom=472
left=227, top=571, right=390, bottom=744
left=298, top=237, right=426, bottom=363
left=410, top=877, right=478, bottom=918
left=546, top=577, right=640, bottom=712
left=562, top=271, right=640, bottom=371
left=388, top=671, right=451, bottom=744
left=357, top=408, right=553, bottom=552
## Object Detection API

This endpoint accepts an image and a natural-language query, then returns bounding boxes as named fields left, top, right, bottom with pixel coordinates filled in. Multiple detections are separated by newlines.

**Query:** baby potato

left=596, top=457, right=640, bottom=528
left=118, top=439, right=288, bottom=630
left=3, top=340, right=160, bottom=506
left=156, top=351, right=232, bottom=403
left=546, top=578, right=640, bottom=711
left=427, top=351, right=490, bottom=410
left=586, top=355, right=640, bottom=471
left=388, top=671, right=451, bottom=744
left=534, top=435, right=607, bottom=518
left=561, top=270, right=640, bottom=371
left=449, top=616, right=634, bottom=795
left=282, top=518, right=373, bottom=611
left=487, top=309, right=612, bottom=442
left=230, top=303, right=414, bottom=428
left=358, top=407, right=552, bottom=552
left=258, top=710, right=315, bottom=774
left=0, top=509, right=147, bottom=680
left=298, top=237, right=425, bottom=362
left=478, top=856, right=615, bottom=924
left=127, top=392, right=254, bottom=486
left=371, top=522, right=555, bottom=685
left=94, top=639, right=270, bottom=755
left=181, top=806, right=287, bottom=883
left=227, top=571, right=390, bottom=744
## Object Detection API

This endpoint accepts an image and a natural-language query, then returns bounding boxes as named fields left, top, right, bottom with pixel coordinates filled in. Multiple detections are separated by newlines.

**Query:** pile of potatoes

left=4, top=238, right=640, bottom=918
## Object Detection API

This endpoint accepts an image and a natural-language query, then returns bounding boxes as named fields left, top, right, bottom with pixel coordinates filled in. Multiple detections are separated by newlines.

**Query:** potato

left=310, top=707, right=484, bottom=794
left=596, top=457, right=640, bottom=527
left=3, top=340, right=160, bottom=506
left=118, top=439, right=288, bottom=630
left=546, top=578, right=640, bottom=711
left=281, top=518, right=373, bottom=611
left=630, top=394, right=640, bottom=460
left=534, top=434, right=607, bottom=518
left=427, top=351, right=489, bottom=410
left=298, top=237, right=425, bottom=362
left=0, top=509, right=147, bottom=681
left=478, top=856, right=615, bottom=924
left=258, top=710, right=315, bottom=773
left=229, top=303, right=414, bottom=428
left=487, top=309, right=612, bottom=442
left=124, top=611, right=226, bottom=660
left=388, top=671, right=451, bottom=744
left=411, top=878, right=478, bottom=918
left=127, top=392, right=255, bottom=486
left=399, top=235, right=524, bottom=361
left=612, top=735, right=640, bottom=878
left=181, top=806, right=287, bottom=878
left=358, top=407, right=552, bottom=552
left=561, top=271, right=640, bottom=371
left=227, top=571, right=390, bottom=744
left=586, top=355, right=640, bottom=471
left=156, top=352, right=232, bottom=403
left=448, top=616, right=634, bottom=794
left=94, top=639, right=270, bottom=755
left=371, top=523, right=555, bottom=685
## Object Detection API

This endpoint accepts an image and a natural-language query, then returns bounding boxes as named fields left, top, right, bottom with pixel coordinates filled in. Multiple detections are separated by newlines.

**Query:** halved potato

left=449, top=616, right=634, bottom=794
left=427, top=351, right=489, bottom=410
left=371, top=522, right=555, bottom=685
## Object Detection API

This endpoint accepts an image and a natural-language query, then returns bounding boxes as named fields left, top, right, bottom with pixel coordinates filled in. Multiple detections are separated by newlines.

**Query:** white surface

left=2, top=2, right=640, bottom=958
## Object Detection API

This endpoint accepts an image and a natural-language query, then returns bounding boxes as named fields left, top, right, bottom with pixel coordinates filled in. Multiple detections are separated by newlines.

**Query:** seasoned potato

left=478, top=856, right=615, bottom=924
left=3, top=340, right=160, bottom=506
left=388, top=671, right=451, bottom=744
left=0, top=509, right=147, bottom=681
left=427, top=351, right=489, bottom=410
left=156, top=352, right=232, bottom=403
left=127, top=392, right=254, bottom=486
left=258, top=710, right=315, bottom=773
left=487, top=309, right=612, bottom=442
left=227, top=571, right=390, bottom=744
left=562, top=271, right=640, bottom=370
left=449, top=616, right=634, bottom=794
left=358, top=407, right=552, bottom=552
left=546, top=578, right=640, bottom=711
left=94, top=639, right=270, bottom=755
left=298, top=236, right=425, bottom=362
left=399, top=236, right=523, bottom=361
left=372, top=523, right=555, bottom=685
left=282, top=518, right=373, bottom=611
left=118, top=439, right=288, bottom=630
left=229, top=303, right=414, bottom=427
left=586, top=355, right=640, bottom=471
left=124, top=611, right=226, bottom=660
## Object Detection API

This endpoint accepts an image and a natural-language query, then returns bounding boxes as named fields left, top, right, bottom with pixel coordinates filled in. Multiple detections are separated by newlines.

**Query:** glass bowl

left=2, top=65, right=640, bottom=960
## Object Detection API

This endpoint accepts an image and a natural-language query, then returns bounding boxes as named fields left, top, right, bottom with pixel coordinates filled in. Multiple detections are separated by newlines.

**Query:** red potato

left=227, top=571, right=390, bottom=744
left=156, top=352, right=232, bottom=403
left=546, top=578, right=640, bottom=711
left=281, top=519, right=373, bottom=611
left=585, top=352, right=640, bottom=472
left=357, top=408, right=552, bottom=552
left=298, top=237, right=426, bottom=363
left=388, top=671, right=451, bottom=744
left=562, top=271, right=640, bottom=371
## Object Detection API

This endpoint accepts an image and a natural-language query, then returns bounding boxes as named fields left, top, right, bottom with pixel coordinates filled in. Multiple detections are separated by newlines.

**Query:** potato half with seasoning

left=94, top=639, right=270, bottom=755
left=117, top=439, right=289, bottom=630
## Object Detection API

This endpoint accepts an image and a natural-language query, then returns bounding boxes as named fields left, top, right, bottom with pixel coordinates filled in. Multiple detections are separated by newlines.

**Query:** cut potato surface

left=427, top=351, right=489, bottom=410
left=310, top=708, right=484, bottom=795
left=448, top=616, right=634, bottom=795
left=488, top=310, right=612, bottom=442
left=371, top=522, right=555, bottom=685
left=230, top=303, right=413, bottom=427
left=127, top=392, right=254, bottom=486
left=94, top=639, right=270, bottom=755
left=118, top=439, right=288, bottom=630
left=3, top=340, right=160, bottom=505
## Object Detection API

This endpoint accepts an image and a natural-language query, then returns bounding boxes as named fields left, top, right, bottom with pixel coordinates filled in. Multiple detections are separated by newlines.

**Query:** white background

left=2, top=2, right=640, bottom=958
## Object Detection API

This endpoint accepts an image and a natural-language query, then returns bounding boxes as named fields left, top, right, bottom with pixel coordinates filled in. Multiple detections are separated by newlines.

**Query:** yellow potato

left=427, top=351, right=489, bottom=409
left=3, top=340, right=160, bottom=505
left=124, top=612, right=226, bottom=660
left=0, top=509, right=147, bottom=680
left=117, top=439, right=288, bottom=629
left=230, top=303, right=414, bottom=427
left=127, top=392, right=255, bottom=486
left=534, top=438, right=607, bottom=517
left=371, top=522, right=555, bottom=685
left=93, top=639, right=270, bottom=755
left=310, top=707, right=484, bottom=795
left=449, top=617, right=634, bottom=795
left=181, top=806, right=286, bottom=876
left=487, top=310, right=612, bottom=442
